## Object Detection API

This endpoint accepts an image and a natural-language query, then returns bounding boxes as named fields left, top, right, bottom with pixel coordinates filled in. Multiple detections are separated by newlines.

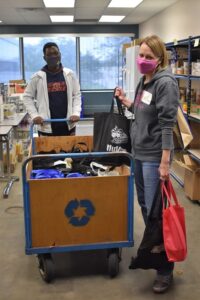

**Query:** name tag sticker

left=141, top=91, right=152, bottom=105
left=194, top=38, right=199, bottom=47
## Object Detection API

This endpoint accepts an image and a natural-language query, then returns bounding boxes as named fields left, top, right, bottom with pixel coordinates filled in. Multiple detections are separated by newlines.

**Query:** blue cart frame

left=22, top=120, right=134, bottom=282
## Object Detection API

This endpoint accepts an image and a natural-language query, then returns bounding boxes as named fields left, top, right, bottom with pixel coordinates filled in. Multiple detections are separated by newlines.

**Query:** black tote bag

left=93, top=93, right=131, bottom=153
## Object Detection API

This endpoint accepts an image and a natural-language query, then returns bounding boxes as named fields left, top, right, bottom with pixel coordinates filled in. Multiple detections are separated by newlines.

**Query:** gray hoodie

left=130, top=68, right=179, bottom=161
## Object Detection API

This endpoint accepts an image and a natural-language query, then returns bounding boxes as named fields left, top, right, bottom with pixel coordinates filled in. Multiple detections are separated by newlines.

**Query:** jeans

left=134, top=159, right=160, bottom=224
left=134, top=159, right=174, bottom=275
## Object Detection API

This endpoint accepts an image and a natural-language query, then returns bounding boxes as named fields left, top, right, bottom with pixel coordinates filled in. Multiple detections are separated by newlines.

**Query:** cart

left=22, top=119, right=134, bottom=282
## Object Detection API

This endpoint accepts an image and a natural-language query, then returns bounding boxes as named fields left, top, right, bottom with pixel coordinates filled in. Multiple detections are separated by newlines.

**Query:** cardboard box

left=15, top=84, right=26, bottom=94
left=132, top=38, right=143, bottom=46
left=8, top=80, right=26, bottom=95
left=184, top=168, right=200, bottom=201
left=183, top=155, right=200, bottom=201
left=122, top=42, right=133, bottom=54
left=176, top=155, right=200, bottom=200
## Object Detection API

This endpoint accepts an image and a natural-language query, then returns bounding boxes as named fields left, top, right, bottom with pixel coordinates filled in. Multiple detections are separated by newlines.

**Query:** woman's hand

left=115, top=87, right=132, bottom=108
left=159, top=161, right=170, bottom=181
left=159, top=150, right=171, bottom=181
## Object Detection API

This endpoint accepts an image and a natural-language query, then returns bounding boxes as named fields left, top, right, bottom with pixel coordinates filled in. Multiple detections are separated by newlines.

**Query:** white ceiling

left=0, top=0, right=179, bottom=25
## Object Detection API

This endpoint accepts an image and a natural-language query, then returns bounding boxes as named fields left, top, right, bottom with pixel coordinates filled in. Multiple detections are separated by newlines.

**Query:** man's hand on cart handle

left=69, top=115, right=80, bottom=122
left=33, top=116, right=44, bottom=125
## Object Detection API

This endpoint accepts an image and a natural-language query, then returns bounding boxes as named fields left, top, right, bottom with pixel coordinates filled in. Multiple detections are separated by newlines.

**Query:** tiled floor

left=0, top=161, right=199, bottom=300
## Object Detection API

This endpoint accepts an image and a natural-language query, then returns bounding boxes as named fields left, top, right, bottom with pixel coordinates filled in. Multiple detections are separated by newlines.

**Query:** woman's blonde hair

left=140, top=35, right=168, bottom=70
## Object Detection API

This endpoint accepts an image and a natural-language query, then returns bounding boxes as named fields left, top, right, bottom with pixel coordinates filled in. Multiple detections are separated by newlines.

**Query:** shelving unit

left=166, top=39, right=189, bottom=186
left=166, top=36, right=200, bottom=200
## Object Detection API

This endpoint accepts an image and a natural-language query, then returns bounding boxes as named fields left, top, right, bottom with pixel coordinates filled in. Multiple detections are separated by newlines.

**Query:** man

left=23, top=42, right=81, bottom=136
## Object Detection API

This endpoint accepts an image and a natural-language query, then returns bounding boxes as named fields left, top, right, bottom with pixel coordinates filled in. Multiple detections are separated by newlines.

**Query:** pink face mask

left=136, top=56, right=158, bottom=74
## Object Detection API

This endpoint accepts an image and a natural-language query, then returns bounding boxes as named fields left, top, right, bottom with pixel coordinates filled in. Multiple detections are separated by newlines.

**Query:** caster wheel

left=37, top=254, right=55, bottom=283
left=108, top=252, right=119, bottom=278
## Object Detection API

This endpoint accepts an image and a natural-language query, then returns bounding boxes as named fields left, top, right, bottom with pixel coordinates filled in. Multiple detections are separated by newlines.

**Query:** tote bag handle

left=161, top=180, right=179, bottom=207
left=110, top=88, right=125, bottom=116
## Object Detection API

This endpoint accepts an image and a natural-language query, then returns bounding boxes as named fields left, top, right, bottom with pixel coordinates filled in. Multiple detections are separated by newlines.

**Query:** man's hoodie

left=130, top=68, right=179, bottom=161
left=23, top=67, right=81, bottom=133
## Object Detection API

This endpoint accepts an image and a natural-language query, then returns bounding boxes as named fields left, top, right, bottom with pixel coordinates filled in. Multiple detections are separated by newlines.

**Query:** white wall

left=139, top=0, right=200, bottom=43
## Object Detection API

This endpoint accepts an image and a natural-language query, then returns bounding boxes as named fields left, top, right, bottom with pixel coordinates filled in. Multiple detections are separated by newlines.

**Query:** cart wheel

left=37, top=254, right=55, bottom=283
left=108, top=252, right=119, bottom=278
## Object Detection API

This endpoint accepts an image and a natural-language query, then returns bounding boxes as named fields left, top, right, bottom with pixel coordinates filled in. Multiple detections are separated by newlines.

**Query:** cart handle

left=30, top=118, right=93, bottom=154
left=30, top=118, right=93, bottom=139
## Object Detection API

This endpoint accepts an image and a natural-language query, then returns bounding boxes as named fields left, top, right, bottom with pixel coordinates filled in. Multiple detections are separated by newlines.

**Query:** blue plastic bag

left=31, top=169, right=64, bottom=179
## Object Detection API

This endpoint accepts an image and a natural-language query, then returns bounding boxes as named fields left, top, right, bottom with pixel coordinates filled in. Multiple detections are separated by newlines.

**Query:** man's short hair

left=43, top=42, right=59, bottom=54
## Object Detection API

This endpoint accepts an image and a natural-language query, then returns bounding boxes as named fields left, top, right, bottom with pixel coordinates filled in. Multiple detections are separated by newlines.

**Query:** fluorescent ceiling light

left=108, top=0, right=143, bottom=8
left=50, top=15, right=74, bottom=22
left=99, top=15, right=125, bottom=23
left=43, top=0, right=75, bottom=8
left=0, top=20, right=2, bottom=23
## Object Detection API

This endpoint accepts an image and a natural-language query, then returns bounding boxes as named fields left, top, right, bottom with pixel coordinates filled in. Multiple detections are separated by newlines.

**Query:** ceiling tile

left=0, top=0, right=180, bottom=25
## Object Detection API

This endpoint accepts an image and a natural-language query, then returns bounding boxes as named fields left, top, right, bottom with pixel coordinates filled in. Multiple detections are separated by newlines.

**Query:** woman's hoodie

left=130, top=68, right=179, bottom=161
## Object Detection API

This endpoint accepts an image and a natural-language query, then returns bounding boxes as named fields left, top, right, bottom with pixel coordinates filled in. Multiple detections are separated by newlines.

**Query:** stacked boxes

left=175, top=154, right=200, bottom=201
left=3, top=140, right=25, bottom=173
left=192, top=62, right=200, bottom=76
left=8, top=80, right=27, bottom=95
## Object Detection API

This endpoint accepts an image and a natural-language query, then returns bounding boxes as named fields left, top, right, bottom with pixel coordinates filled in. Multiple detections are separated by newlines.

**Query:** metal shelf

left=166, top=39, right=189, bottom=48
left=170, top=170, right=184, bottom=187
left=166, top=36, right=200, bottom=186
left=189, top=75, right=200, bottom=80
left=170, top=161, right=184, bottom=187
left=187, top=149, right=200, bottom=163
left=174, top=74, right=189, bottom=79
left=188, top=113, right=200, bottom=123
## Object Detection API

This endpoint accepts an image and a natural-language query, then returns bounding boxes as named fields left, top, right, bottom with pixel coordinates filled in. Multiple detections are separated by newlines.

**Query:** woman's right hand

left=115, top=87, right=132, bottom=108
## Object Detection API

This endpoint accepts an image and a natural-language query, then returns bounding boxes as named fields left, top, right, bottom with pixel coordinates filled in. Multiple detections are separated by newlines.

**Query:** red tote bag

left=161, top=180, right=187, bottom=262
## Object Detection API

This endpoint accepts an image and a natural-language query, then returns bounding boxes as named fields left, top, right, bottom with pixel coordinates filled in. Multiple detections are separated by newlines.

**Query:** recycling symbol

left=64, top=199, right=95, bottom=226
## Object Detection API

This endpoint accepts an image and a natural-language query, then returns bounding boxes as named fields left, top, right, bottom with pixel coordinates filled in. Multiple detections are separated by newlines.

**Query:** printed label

left=141, top=90, right=152, bottom=105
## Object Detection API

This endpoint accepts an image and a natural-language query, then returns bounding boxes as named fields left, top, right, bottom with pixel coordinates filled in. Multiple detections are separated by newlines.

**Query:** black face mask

left=45, top=55, right=61, bottom=68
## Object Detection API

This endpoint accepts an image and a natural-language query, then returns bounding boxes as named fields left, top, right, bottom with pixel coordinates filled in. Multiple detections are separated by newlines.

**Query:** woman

left=115, top=35, right=179, bottom=293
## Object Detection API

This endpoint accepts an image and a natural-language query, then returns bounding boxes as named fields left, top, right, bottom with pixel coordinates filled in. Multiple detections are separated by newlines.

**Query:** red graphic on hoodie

left=47, top=81, right=67, bottom=93
left=134, top=90, right=144, bottom=109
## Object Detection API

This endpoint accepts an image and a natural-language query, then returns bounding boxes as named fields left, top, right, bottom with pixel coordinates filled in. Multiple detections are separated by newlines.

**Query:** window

left=24, top=37, right=76, bottom=81
left=0, top=35, right=132, bottom=89
left=0, top=38, right=21, bottom=83
left=80, top=36, right=131, bottom=90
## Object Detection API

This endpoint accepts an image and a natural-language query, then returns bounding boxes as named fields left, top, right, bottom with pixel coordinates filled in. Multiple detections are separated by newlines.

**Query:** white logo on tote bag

left=111, top=126, right=128, bottom=144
